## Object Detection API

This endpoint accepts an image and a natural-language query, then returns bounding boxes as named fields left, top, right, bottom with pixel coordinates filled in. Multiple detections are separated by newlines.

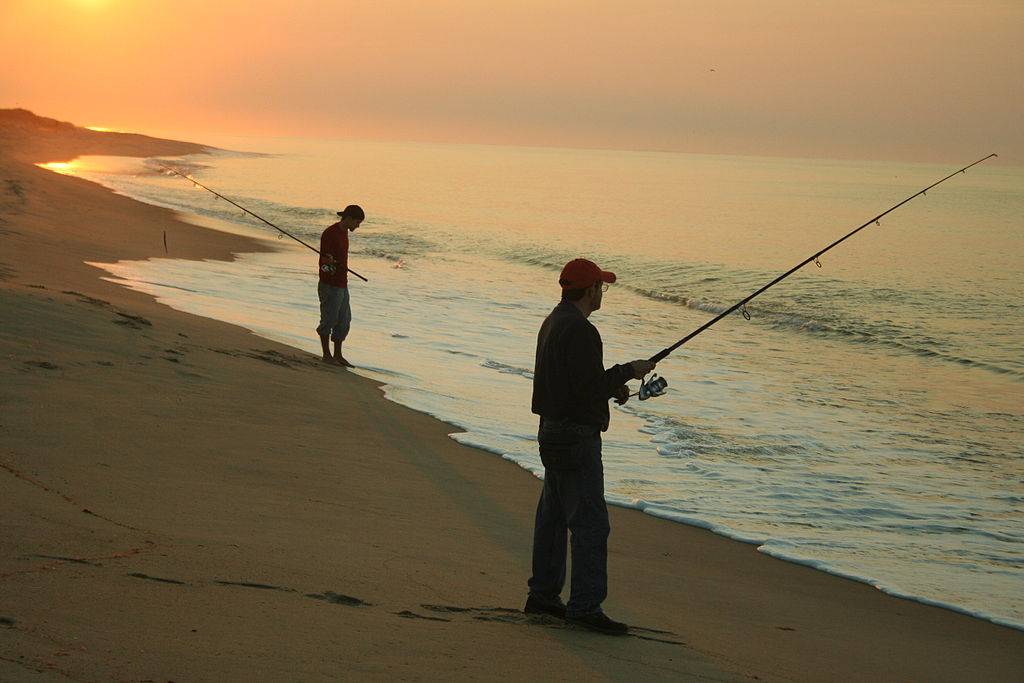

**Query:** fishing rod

left=156, top=162, right=369, bottom=282
left=635, top=153, right=998, bottom=400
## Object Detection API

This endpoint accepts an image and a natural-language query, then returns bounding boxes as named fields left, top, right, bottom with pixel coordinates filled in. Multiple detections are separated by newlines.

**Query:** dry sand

left=1, top=110, right=1022, bottom=681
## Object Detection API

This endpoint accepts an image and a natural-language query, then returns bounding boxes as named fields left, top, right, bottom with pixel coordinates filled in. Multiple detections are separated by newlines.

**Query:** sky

left=1, top=0, right=1021, bottom=163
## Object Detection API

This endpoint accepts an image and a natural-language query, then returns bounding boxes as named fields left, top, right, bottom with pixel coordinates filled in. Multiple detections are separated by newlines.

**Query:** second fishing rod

left=157, top=162, right=368, bottom=282
left=633, top=153, right=998, bottom=401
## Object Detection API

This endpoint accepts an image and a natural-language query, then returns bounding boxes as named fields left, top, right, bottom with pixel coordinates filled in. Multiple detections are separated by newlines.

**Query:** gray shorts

left=316, top=281, right=351, bottom=342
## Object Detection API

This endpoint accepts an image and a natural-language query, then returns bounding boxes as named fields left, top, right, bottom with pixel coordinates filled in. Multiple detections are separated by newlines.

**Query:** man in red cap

left=525, top=258, right=656, bottom=635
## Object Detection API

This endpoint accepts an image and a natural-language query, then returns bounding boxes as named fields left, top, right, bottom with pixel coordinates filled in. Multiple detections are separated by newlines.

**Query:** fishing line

left=649, top=153, right=996, bottom=363
left=156, top=161, right=368, bottom=282
left=637, top=153, right=998, bottom=399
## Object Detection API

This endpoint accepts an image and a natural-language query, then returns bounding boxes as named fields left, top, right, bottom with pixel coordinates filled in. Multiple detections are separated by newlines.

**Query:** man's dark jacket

left=531, top=301, right=633, bottom=431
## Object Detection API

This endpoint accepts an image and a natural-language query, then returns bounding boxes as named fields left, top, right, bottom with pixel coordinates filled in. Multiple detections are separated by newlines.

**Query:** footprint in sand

left=128, top=572, right=188, bottom=586
left=5, top=179, right=26, bottom=201
left=127, top=574, right=374, bottom=610
left=394, top=610, right=451, bottom=622
left=161, top=348, right=186, bottom=364
left=113, top=311, right=152, bottom=328
left=24, top=360, right=60, bottom=370
left=33, top=554, right=101, bottom=566
left=210, top=348, right=322, bottom=370
left=114, top=572, right=681, bottom=643
left=215, top=582, right=373, bottom=609
left=306, top=591, right=372, bottom=607
left=62, top=290, right=111, bottom=308
left=419, top=604, right=686, bottom=644
left=215, top=580, right=295, bottom=592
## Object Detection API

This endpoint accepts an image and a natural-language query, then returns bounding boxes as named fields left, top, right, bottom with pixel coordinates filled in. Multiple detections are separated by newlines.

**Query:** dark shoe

left=524, top=595, right=567, bottom=619
left=567, top=610, right=628, bottom=636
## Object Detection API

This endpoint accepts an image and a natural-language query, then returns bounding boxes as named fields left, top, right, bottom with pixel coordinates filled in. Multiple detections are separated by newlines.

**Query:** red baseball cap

left=558, top=258, right=616, bottom=290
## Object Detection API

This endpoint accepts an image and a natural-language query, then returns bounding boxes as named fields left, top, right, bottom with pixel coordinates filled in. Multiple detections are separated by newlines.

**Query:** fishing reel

left=320, top=263, right=337, bottom=275
left=638, top=373, right=668, bottom=401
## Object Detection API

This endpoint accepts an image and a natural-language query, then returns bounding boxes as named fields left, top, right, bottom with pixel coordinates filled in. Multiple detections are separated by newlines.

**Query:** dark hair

left=562, top=287, right=588, bottom=302
left=339, top=204, right=365, bottom=220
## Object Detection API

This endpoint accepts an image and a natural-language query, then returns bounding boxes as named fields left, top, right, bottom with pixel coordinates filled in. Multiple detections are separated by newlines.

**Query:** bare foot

left=322, top=355, right=335, bottom=364
left=335, top=355, right=355, bottom=368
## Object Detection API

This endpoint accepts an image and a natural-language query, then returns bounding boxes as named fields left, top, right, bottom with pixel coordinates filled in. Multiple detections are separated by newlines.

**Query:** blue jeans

left=316, top=282, right=351, bottom=342
left=528, top=420, right=610, bottom=617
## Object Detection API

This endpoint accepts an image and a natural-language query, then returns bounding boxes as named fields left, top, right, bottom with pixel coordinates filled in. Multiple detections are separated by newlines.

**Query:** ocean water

left=50, top=139, right=1023, bottom=629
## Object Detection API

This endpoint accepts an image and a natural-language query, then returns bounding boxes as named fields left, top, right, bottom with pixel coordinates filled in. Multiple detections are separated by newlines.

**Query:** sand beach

left=1, top=111, right=1022, bottom=681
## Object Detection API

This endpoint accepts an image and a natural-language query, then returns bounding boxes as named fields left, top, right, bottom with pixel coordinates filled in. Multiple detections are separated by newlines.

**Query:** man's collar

left=557, top=300, right=587, bottom=318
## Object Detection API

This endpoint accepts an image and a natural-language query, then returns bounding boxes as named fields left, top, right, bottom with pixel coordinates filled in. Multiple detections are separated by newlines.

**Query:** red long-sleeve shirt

left=318, top=222, right=349, bottom=287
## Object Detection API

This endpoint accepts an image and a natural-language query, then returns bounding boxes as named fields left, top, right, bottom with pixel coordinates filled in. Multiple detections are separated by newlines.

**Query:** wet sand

left=1, top=110, right=1022, bottom=680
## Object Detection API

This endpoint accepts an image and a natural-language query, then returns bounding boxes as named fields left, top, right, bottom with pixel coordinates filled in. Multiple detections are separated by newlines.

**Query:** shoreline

left=2, top=111, right=1022, bottom=680
left=82, top=153, right=1024, bottom=634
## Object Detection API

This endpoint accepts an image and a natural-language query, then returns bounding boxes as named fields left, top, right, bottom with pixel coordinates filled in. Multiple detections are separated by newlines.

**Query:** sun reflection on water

left=37, top=161, right=79, bottom=175
left=36, top=156, right=149, bottom=178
